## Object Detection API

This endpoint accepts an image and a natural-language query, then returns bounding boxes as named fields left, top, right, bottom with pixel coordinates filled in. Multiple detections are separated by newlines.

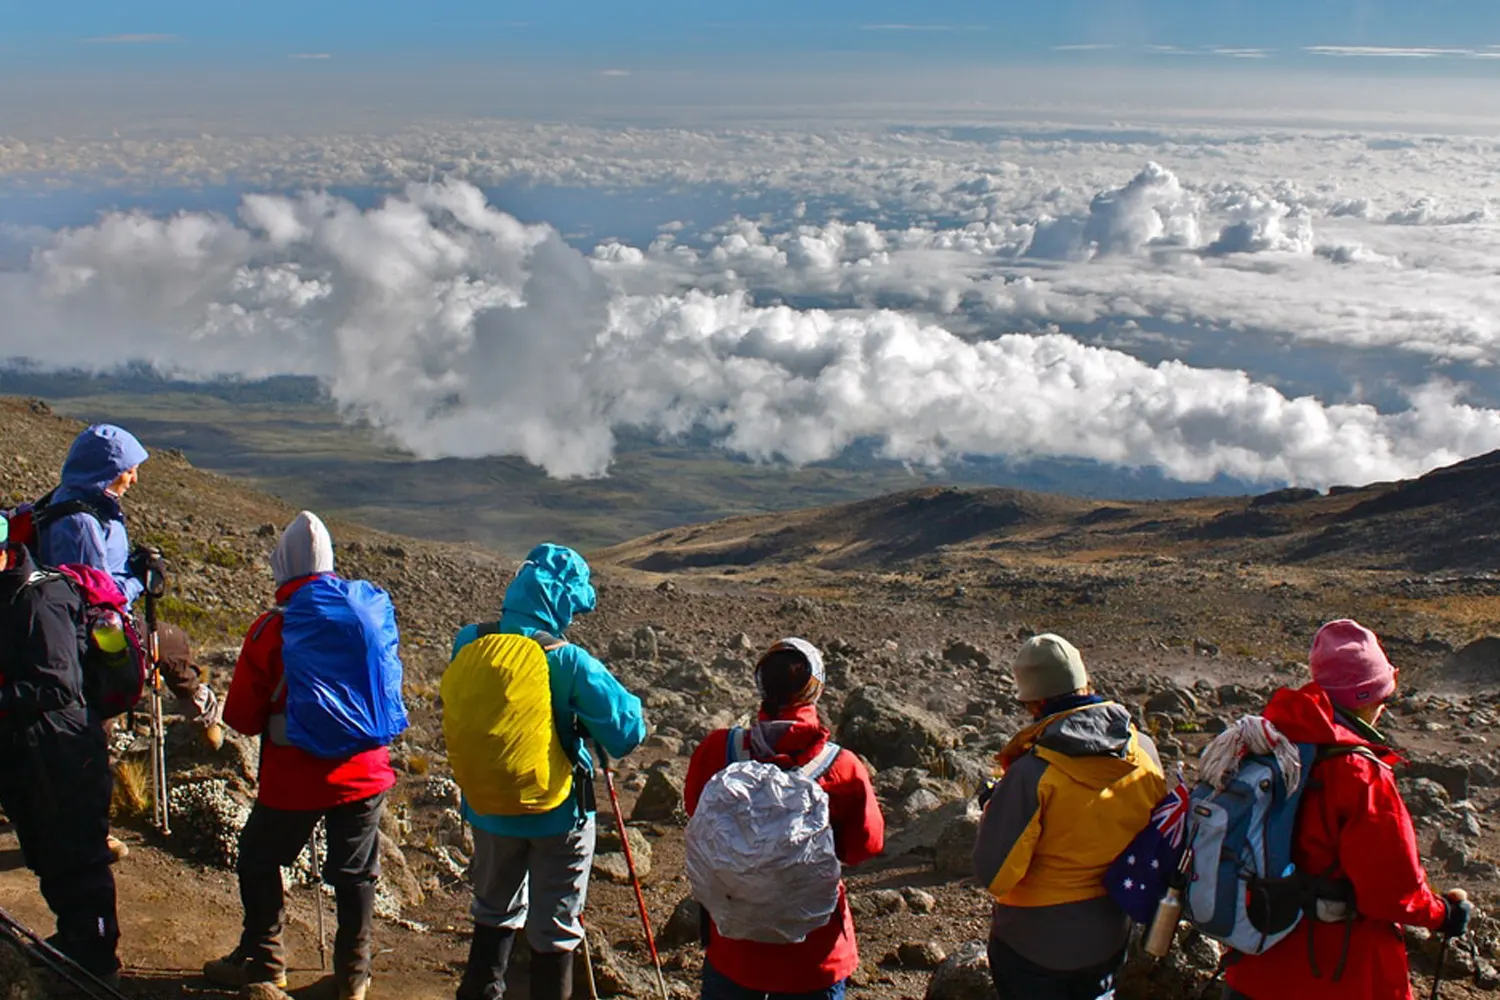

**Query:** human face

left=108, top=466, right=140, bottom=497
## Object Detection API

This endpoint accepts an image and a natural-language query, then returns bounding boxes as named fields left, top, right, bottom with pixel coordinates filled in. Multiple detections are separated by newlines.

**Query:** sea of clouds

left=2, top=118, right=1500, bottom=487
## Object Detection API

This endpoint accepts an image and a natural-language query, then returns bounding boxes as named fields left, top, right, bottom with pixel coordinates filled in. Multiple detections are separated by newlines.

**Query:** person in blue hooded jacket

left=36, top=424, right=222, bottom=864
left=450, top=543, right=646, bottom=1000
left=38, top=424, right=152, bottom=605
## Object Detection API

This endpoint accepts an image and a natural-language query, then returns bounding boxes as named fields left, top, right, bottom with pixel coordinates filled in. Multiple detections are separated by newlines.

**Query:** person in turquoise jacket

left=452, top=543, right=646, bottom=1000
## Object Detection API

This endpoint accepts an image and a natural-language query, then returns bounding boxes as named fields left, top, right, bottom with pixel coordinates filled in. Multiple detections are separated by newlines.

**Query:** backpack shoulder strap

left=726, top=726, right=751, bottom=765
left=530, top=630, right=567, bottom=652
left=251, top=608, right=284, bottom=643
left=31, top=493, right=107, bottom=531
left=798, top=741, right=843, bottom=781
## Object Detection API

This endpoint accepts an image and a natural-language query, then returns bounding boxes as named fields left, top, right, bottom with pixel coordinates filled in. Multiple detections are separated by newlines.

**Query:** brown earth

left=3, top=395, right=1500, bottom=999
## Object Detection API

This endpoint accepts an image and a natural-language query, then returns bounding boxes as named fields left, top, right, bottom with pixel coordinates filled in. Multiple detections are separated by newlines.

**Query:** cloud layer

left=5, top=179, right=1500, bottom=486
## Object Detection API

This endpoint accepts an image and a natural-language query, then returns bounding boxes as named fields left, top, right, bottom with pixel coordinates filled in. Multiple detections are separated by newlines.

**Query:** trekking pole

left=313, top=819, right=329, bottom=971
left=144, top=565, right=171, bottom=836
left=581, top=924, right=599, bottom=1000
left=1431, top=889, right=1469, bottom=1000
left=0, top=903, right=132, bottom=1000
left=594, top=743, right=669, bottom=1000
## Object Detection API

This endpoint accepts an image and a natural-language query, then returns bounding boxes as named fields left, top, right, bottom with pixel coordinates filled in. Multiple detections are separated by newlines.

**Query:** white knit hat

left=1012, top=633, right=1089, bottom=703
left=271, top=511, right=335, bottom=586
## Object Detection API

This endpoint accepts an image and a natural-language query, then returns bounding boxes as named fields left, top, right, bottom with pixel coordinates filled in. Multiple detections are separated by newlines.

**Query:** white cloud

left=1306, top=45, right=1476, bottom=58
left=6, top=180, right=1500, bottom=488
left=1212, top=48, right=1271, bottom=59
left=288, top=53, right=332, bottom=60
left=859, top=23, right=986, bottom=31
left=82, top=33, right=179, bottom=44
left=599, top=69, right=631, bottom=77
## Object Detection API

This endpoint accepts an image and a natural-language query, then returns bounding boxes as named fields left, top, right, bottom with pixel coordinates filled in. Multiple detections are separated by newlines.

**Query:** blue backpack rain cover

left=1183, top=742, right=1319, bottom=955
left=280, top=576, right=409, bottom=758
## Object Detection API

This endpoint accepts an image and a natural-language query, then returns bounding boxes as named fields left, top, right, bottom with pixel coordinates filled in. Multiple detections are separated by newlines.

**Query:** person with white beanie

left=207, top=512, right=406, bottom=1000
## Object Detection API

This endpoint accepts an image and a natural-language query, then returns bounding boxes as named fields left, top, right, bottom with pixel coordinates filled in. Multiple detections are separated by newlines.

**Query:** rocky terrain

left=3, top=394, right=1500, bottom=998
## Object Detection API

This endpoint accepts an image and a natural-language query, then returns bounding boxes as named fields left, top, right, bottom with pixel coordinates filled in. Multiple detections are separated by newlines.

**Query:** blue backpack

left=271, top=576, right=409, bottom=758
left=1183, top=739, right=1367, bottom=961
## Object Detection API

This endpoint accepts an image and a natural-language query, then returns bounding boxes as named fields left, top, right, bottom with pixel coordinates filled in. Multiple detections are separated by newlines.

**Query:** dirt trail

left=0, top=828, right=471, bottom=1000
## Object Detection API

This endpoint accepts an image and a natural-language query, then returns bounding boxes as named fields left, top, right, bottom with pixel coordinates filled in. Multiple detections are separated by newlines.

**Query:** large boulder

left=925, top=940, right=997, bottom=1000
left=934, top=803, right=983, bottom=879
left=658, top=896, right=702, bottom=950
left=837, top=686, right=958, bottom=770
left=884, top=798, right=981, bottom=864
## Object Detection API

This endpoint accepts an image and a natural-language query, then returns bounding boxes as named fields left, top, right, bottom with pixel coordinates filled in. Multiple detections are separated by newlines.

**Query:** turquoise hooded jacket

left=451, top=543, right=647, bottom=838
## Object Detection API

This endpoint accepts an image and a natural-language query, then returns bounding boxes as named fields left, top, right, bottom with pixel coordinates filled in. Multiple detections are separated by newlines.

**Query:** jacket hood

left=1263, top=682, right=1383, bottom=751
left=272, top=511, right=336, bottom=587
left=501, top=543, right=596, bottom=634
left=60, top=425, right=148, bottom=494
left=1014, top=701, right=1153, bottom=791
left=748, top=703, right=830, bottom=767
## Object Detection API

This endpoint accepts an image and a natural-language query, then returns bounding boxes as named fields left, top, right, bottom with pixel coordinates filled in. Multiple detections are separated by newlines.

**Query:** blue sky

left=6, top=0, right=1500, bottom=69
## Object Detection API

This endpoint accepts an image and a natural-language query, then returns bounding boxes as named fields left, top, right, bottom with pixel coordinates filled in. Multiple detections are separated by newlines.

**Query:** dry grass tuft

left=112, top=758, right=151, bottom=820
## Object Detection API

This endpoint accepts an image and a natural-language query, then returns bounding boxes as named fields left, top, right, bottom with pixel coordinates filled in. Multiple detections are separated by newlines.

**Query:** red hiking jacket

left=685, top=705, right=885, bottom=992
left=223, top=575, right=397, bottom=812
left=1226, top=683, right=1448, bottom=1000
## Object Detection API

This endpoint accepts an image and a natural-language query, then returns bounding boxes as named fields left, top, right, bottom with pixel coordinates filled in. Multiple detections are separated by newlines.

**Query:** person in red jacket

left=1224, top=619, right=1472, bottom=1000
left=204, top=512, right=398, bottom=1000
left=684, top=637, right=885, bottom=1000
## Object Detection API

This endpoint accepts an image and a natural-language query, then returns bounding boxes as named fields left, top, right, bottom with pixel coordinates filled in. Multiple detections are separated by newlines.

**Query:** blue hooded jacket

left=451, top=543, right=647, bottom=838
left=40, top=425, right=149, bottom=606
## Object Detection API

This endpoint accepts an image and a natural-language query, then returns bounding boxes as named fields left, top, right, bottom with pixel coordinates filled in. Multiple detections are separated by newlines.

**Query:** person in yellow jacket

left=972, top=634, right=1164, bottom=1000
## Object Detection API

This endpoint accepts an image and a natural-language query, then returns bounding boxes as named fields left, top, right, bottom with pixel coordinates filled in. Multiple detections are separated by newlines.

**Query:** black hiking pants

left=0, top=712, right=119, bottom=977
left=235, top=792, right=384, bottom=985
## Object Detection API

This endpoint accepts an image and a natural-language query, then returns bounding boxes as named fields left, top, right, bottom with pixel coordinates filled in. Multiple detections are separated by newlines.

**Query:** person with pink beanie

left=1223, top=619, right=1473, bottom=1000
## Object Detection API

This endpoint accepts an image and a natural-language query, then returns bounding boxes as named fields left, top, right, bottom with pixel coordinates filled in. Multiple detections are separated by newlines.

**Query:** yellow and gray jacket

left=973, top=701, right=1164, bottom=971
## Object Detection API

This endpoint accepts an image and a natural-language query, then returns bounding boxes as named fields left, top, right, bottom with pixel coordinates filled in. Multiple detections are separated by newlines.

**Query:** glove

left=977, top=778, right=998, bottom=809
left=1441, top=896, right=1473, bottom=938
left=129, top=546, right=167, bottom=587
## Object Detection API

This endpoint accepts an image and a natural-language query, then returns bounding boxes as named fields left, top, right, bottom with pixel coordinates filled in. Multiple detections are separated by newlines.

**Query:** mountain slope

left=599, top=454, right=1500, bottom=575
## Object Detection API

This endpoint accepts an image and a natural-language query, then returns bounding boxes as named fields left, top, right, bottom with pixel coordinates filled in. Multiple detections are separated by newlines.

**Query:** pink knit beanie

left=1310, top=619, right=1398, bottom=709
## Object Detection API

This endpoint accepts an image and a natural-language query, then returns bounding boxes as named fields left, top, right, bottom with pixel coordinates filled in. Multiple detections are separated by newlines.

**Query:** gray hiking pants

left=469, top=815, right=596, bottom=953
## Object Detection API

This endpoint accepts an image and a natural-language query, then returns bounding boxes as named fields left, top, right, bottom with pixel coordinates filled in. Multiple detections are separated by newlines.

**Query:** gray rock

left=594, top=826, right=652, bottom=883
left=576, top=927, right=657, bottom=997
left=901, top=788, right=946, bottom=821
left=1432, top=828, right=1473, bottom=871
left=837, top=686, right=958, bottom=770
left=934, top=804, right=983, bottom=879
left=925, top=941, right=997, bottom=1000
left=902, top=888, right=938, bottom=914
left=885, top=798, right=981, bottom=862
left=633, top=626, right=660, bottom=662
left=631, top=768, right=686, bottom=824
left=1145, top=687, right=1199, bottom=719
left=1408, top=761, right=1470, bottom=802
left=850, top=888, right=907, bottom=918
left=897, top=941, right=948, bottom=970
left=658, top=896, right=702, bottom=950
left=376, top=832, right=423, bottom=915
left=943, top=640, right=991, bottom=668
left=1400, top=777, right=1452, bottom=819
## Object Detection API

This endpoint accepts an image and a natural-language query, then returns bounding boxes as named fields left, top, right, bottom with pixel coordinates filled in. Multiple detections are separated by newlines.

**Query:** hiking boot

left=106, top=835, right=129, bottom=864
left=529, top=948, right=574, bottom=1000
left=203, top=949, right=288, bottom=989
left=456, top=925, right=515, bottom=1000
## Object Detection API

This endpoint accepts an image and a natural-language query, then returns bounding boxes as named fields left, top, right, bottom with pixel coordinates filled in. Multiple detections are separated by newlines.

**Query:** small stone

left=1408, top=761, right=1470, bottom=801
left=594, top=826, right=652, bottom=883
left=631, top=769, right=686, bottom=824
left=1145, top=687, right=1199, bottom=719
left=924, top=940, right=997, bottom=1000
left=902, top=888, right=937, bottom=914
left=943, top=640, right=990, bottom=668
left=897, top=941, right=948, bottom=970
left=659, top=897, right=702, bottom=950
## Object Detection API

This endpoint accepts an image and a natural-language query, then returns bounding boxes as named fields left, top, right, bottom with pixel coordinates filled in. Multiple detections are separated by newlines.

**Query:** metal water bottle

left=1144, top=885, right=1184, bottom=958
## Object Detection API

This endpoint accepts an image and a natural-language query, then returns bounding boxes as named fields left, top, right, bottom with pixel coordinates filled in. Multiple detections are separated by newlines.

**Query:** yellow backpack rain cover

left=442, top=631, right=573, bottom=816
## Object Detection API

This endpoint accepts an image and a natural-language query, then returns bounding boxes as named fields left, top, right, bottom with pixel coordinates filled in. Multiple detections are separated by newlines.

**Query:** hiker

left=35, top=424, right=221, bottom=747
left=1221, top=619, right=1472, bottom=1000
left=448, top=543, right=647, bottom=1000
left=684, top=637, right=885, bottom=1000
left=0, top=513, right=121, bottom=981
left=205, top=512, right=408, bottom=1000
left=973, top=633, right=1164, bottom=1000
